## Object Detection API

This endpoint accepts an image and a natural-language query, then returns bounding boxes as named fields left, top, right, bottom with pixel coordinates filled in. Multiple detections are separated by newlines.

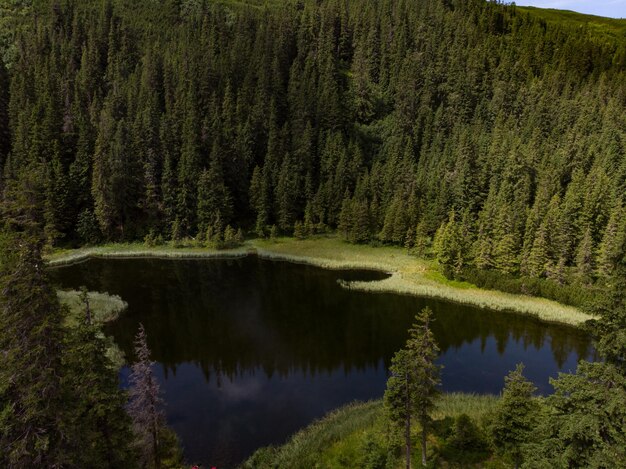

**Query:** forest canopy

left=1, top=0, right=626, bottom=288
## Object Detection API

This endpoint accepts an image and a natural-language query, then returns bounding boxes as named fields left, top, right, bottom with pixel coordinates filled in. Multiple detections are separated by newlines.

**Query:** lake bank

left=49, top=249, right=594, bottom=466
left=243, top=394, right=503, bottom=469
left=46, top=236, right=592, bottom=327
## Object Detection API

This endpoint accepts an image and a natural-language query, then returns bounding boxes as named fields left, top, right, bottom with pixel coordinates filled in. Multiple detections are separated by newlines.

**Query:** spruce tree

left=127, top=324, right=182, bottom=469
left=575, top=228, right=595, bottom=284
left=385, top=307, right=441, bottom=468
left=490, top=364, right=539, bottom=469
left=62, top=321, right=138, bottom=468
left=0, top=232, right=67, bottom=467
left=528, top=362, right=626, bottom=468
left=596, top=204, right=625, bottom=279
left=197, top=154, right=233, bottom=233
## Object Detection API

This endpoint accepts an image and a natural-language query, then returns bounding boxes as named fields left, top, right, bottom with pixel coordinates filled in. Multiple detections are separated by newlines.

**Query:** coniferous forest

left=2, top=0, right=626, bottom=293
left=2, top=0, right=626, bottom=467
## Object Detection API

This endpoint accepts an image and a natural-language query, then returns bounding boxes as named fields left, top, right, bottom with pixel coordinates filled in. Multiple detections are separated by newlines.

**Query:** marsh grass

left=251, top=237, right=592, bottom=326
left=57, top=290, right=128, bottom=367
left=345, top=274, right=590, bottom=326
left=58, top=290, right=128, bottom=327
left=47, top=242, right=249, bottom=267
left=47, top=235, right=593, bottom=326
left=242, top=401, right=383, bottom=469
left=434, top=393, right=500, bottom=422
left=243, top=394, right=503, bottom=469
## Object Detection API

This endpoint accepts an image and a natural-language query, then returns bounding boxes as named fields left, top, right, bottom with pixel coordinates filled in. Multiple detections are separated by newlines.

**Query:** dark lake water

left=49, top=256, right=595, bottom=468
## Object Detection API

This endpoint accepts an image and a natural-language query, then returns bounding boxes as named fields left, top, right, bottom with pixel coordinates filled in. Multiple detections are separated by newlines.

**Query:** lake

left=49, top=256, right=594, bottom=468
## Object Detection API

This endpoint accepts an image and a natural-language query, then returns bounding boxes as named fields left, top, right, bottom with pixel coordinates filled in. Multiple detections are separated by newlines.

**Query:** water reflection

left=49, top=256, right=594, bottom=467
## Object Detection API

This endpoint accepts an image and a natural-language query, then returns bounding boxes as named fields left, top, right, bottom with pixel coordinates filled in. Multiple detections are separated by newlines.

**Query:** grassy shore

left=57, top=289, right=128, bottom=366
left=46, top=235, right=593, bottom=327
left=57, top=289, right=128, bottom=327
left=242, top=394, right=503, bottom=469
left=47, top=242, right=250, bottom=266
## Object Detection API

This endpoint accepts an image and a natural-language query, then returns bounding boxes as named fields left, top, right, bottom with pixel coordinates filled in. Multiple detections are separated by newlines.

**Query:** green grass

left=46, top=235, right=593, bottom=327
left=250, top=237, right=591, bottom=326
left=517, top=6, right=626, bottom=41
left=243, top=401, right=383, bottom=469
left=242, top=394, right=503, bottom=469
left=47, top=241, right=249, bottom=266
left=57, top=289, right=128, bottom=327
left=57, top=289, right=128, bottom=367
left=434, top=393, right=499, bottom=423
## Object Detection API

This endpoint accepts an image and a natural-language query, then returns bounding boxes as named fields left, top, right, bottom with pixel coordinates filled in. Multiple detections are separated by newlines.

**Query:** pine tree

left=586, top=263, right=626, bottom=368
left=62, top=321, right=138, bottom=468
left=127, top=324, right=182, bottom=469
left=575, top=228, right=595, bottom=284
left=526, top=225, right=550, bottom=278
left=434, top=212, right=465, bottom=277
left=532, top=361, right=626, bottom=467
left=490, top=364, right=539, bottom=469
left=596, top=204, right=625, bottom=279
left=197, top=154, right=233, bottom=233
left=385, top=348, right=414, bottom=469
left=0, top=232, right=67, bottom=467
left=249, top=165, right=269, bottom=237
left=385, top=307, right=441, bottom=468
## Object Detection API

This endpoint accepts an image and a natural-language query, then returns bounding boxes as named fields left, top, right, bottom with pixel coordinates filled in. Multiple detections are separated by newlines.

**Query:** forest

left=1, top=0, right=626, bottom=295
left=2, top=0, right=626, bottom=467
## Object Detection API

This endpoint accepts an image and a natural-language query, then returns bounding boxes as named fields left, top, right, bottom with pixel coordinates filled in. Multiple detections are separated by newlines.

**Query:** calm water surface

left=49, top=256, right=594, bottom=467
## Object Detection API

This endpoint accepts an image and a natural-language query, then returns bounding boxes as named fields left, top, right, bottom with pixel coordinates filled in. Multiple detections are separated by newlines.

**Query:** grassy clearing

left=242, top=394, right=503, bottom=469
left=47, top=235, right=593, bottom=326
left=517, top=6, right=626, bottom=41
left=243, top=401, right=383, bottom=469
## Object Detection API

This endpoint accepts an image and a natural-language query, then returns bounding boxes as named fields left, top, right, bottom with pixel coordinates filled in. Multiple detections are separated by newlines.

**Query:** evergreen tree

left=3, top=0, right=626, bottom=302
left=490, top=364, right=539, bottom=469
left=197, top=154, right=233, bottom=233
left=586, top=263, right=626, bottom=368
left=385, top=307, right=441, bottom=468
left=575, top=228, right=595, bottom=284
left=527, top=362, right=626, bottom=468
left=62, top=321, right=138, bottom=468
left=0, top=232, right=67, bottom=467
left=127, top=324, right=182, bottom=469
left=596, top=204, right=625, bottom=279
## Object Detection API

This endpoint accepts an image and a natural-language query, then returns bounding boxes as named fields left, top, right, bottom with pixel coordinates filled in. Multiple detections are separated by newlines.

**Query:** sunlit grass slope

left=517, top=6, right=626, bottom=40
left=242, top=394, right=503, bottom=469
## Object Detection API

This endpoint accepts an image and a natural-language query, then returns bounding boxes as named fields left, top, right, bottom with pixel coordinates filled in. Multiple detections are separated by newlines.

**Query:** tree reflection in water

left=49, top=256, right=595, bottom=467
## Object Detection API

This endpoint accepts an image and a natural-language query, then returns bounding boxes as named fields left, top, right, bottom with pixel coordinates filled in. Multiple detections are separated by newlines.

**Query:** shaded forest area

left=2, top=0, right=626, bottom=296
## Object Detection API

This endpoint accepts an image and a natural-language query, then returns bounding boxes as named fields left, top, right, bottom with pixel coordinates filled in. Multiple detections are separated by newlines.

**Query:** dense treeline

left=0, top=231, right=136, bottom=467
left=1, top=0, right=626, bottom=290
left=0, top=228, right=183, bottom=468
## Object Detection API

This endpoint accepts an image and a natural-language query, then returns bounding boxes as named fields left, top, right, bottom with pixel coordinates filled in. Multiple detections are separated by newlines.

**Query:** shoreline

left=46, top=236, right=593, bottom=327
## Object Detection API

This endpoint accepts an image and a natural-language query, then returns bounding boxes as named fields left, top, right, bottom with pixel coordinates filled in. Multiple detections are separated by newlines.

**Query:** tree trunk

left=405, top=370, right=411, bottom=469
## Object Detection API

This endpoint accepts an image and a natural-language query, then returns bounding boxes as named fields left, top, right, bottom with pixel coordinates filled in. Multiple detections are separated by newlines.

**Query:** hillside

left=518, top=6, right=626, bottom=40
left=2, top=2, right=626, bottom=468
left=1, top=0, right=626, bottom=299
